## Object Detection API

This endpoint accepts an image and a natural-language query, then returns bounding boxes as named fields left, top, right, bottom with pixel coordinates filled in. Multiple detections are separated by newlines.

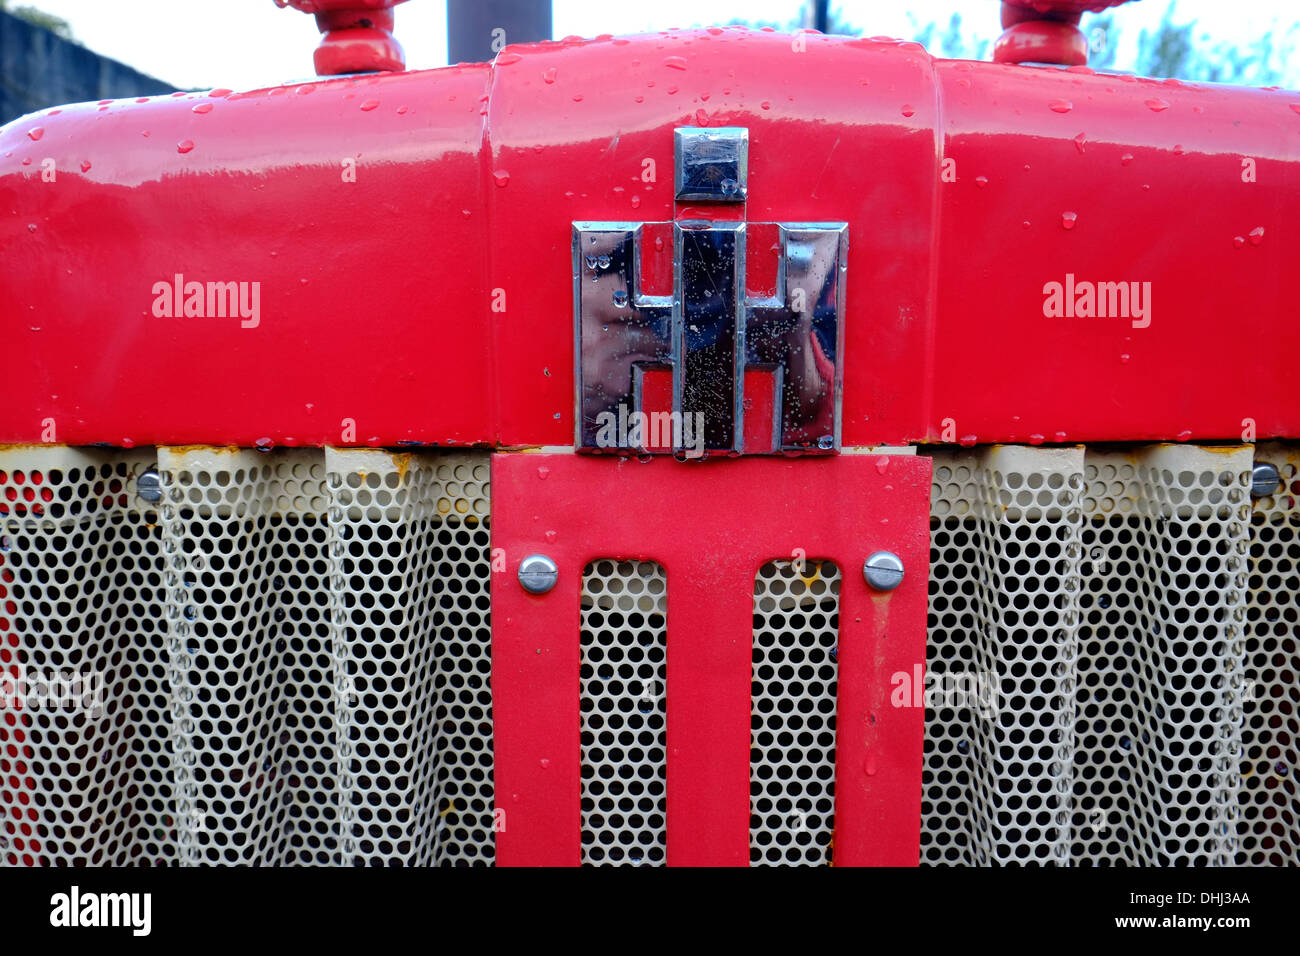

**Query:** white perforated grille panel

left=0, top=447, right=492, bottom=867
left=1238, top=442, right=1300, bottom=866
left=751, top=559, right=839, bottom=866
left=923, top=444, right=1254, bottom=867
left=4, top=442, right=1298, bottom=867
left=579, top=560, right=667, bottom=867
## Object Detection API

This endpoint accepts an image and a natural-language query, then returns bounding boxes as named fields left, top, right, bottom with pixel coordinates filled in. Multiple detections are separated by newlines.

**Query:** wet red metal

left=275, top=0, right=410, bottom=75
left=1, top=26, right=1296, bottom=448
left=491, top=453, right=931, bottom=866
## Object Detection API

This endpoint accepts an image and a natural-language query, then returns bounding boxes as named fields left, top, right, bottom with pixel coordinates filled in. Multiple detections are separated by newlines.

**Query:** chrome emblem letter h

left=575, top=127, right=847, bottom=456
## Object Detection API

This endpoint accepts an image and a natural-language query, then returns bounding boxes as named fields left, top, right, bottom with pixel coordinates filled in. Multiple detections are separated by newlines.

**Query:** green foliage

left=0, top=0, right=76, bottom=41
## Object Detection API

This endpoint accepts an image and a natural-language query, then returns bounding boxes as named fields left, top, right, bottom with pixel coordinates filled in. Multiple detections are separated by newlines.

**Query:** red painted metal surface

left=275, top=0, right=410, bottom=75
left=491, top=452, right=931, bottom=866
left=1, top=27, right=1298, bottom=448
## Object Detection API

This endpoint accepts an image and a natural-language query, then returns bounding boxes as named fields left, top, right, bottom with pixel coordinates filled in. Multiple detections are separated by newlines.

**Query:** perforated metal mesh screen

left=579, top=560, right=667, bottom=866
left=923, top=444, right=1257, bottom=866
left=1, top=447, right=493, bottom=867
left=3, top=442, right=1298, bottom=867
left=751, top=559, right=839, bottom=866
left=1239, top=443, right=1300, bottom=866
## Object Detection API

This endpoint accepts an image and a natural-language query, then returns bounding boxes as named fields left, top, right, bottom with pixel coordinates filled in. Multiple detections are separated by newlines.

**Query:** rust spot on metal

left=391, top=452, right=412, bottom=483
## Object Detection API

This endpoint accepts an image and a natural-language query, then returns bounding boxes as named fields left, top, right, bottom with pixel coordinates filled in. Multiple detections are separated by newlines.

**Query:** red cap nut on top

left=275, top=0, right=410, bottom=75
left=994, top=0, right=1136, bottom=67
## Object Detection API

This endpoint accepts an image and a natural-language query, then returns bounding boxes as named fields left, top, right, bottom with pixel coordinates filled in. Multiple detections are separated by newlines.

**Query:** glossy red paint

left=276, top=0, right=410, bottom=75
left=490, top=453, right=931, bottom=866
left=1, top=27, right=1296, bottom=448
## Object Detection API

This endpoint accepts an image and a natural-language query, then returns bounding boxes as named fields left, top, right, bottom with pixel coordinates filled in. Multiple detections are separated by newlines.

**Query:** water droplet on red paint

left=211, top=88, right=232, bottom=97
left=695, top=108, right=709, bottom=125
left=760, top=100, right=771, bottom=110
left=975, top=175, right=988, bottom=187
left=543, top=67, right=557, bottom=84
left=495, top=52, right=521, bottom=65
left=141, top=130, right=150, bottom=137
left=654, top=236, right=664, bottom=252
left=544, top=530, right=557, bottom=543
left=1049, top=99, right=1072, bottom=113
left=21, top=157, right=31, bottom=165
left=396, top=105, right=408, bottom=115
left=462, top=209, right=471, bottom=218
left=666, top=85, right=679, bottom=95
left=177, top=140, right=194, bottom=154
left=1022, top=220, right=1032, bottom=228
left=875, top=459, right=889, bottom=474
left=360, top=100, right=379, bottom=111
left=901, top=104, right=915, bottom=117
left=664, top=55, right=687, bottom=70
left=537, top=466, right=550, bottom=479
left=631, top=195, right=641, bottom=208
left=1233, top=235, right=1245, bottom=248
left=1176, top=429, right=1192, bottom=441
left=1061, top=211, right=1078, bottom=229
left=135, top=97, right=149, bottom=104
left=1073, top=133, right=1087, bottom=153
left=1028, top=433, right=1045, bottom=445
left=539, top=758, right=551, bottom=768
left=27, top=127, right=43, bottom=141
left=1120, top=353, right=1131, bottom=363
left=959, top=435, right=977, bottom=447
left=1249, top=226, right=1265, bottom=245
left=572, top=93, right=584, bottom=102
left=80, top=160, right=91, bottom=172
left=1121, top=153, right=1134, bottom=165
left=493, top=170, right=510, bottom=187
left=192, top=102, right=213, bottom=114
left=864, top=755, right=878, bottom=776
left=1145, top=98, right=1170, bottom=112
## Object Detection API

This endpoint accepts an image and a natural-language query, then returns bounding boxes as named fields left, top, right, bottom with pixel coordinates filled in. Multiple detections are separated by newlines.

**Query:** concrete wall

left=0, top=9, right=176, bottom=126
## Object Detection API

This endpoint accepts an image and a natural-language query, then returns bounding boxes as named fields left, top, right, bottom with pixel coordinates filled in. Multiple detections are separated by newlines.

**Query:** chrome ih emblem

left=574, top=126, right=848, bottom=457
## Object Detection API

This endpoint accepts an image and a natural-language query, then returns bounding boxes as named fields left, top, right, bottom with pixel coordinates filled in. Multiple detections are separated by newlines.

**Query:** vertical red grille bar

left=491, top=454, right=930, bottom=866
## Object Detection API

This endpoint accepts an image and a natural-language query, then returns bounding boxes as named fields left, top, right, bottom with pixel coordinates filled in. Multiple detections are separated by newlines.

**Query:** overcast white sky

left=20, top=0, right=1300, bottom=91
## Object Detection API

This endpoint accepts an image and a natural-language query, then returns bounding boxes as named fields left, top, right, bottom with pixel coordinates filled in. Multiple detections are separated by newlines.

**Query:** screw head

left=1251, top=462, right=1281, bottom=498
left=137, top=467, right=163, bottom=503
left=518, top=554, right=558, bottom=594
left=863, top=551, right=904, bottom=591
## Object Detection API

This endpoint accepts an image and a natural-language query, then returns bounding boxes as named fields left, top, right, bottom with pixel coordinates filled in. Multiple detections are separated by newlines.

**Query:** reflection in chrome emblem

left=574, top=128, right=848, bottom=457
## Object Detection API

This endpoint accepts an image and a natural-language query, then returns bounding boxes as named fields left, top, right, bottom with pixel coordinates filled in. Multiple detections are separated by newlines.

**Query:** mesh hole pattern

left=923, top=445, right=1255, bottom=867
left=1, top=447, right=492, bottom=867
left=750, top=559, right=839, bottom=866
left=580, top=559, right=667, bottom=866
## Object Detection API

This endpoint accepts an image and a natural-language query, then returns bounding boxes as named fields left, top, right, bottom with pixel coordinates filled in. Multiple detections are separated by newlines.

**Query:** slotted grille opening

left=750, top=559, right=839, bottom=866
left=579, top=559, right=667, bottom=866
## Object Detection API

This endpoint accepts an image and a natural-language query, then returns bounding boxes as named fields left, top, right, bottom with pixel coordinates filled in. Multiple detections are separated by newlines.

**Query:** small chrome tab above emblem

left=674, top=127, right=749, bottom=202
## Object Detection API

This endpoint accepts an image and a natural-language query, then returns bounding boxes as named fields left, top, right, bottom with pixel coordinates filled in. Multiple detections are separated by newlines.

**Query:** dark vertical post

left=447, top=0, right=552, bottom=64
